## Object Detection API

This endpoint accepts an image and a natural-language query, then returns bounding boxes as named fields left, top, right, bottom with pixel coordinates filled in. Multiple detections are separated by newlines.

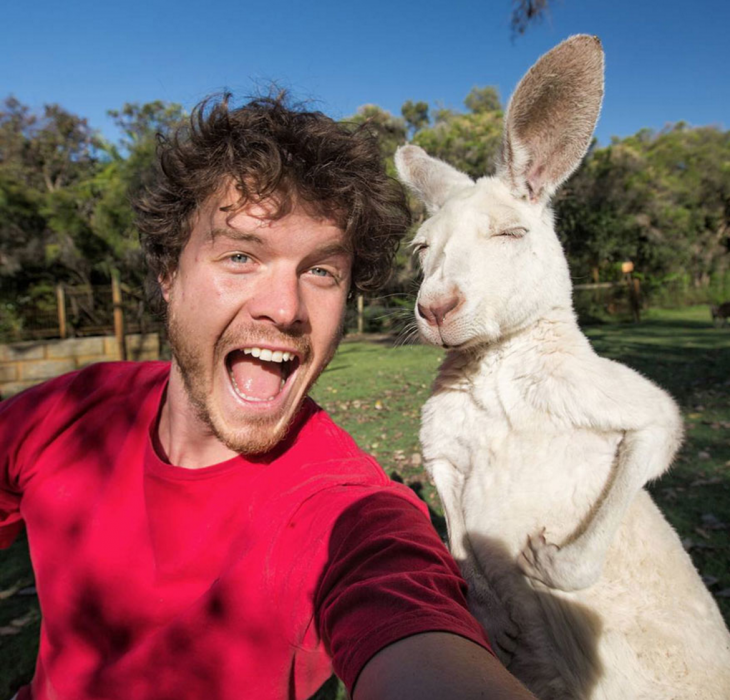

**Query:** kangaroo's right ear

left=395, top=145, right=473, bottom=214
left=498, top=34, right=604, bottom=205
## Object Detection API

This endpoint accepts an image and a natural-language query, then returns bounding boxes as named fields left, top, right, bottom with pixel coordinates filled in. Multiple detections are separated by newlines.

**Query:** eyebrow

left=208, top=227, right=265, bottom=244
left=208, top=227, right=352, bottom=259
left=311, top=241, right=353, bottom=260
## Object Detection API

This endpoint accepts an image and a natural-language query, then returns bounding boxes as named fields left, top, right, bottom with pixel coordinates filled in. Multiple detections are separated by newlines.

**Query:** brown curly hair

left=134, top=93, right=411, bottom=313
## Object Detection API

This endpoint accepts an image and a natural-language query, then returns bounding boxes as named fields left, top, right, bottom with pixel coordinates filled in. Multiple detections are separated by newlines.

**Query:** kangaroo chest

left=421, top=361, right=621, bottom=550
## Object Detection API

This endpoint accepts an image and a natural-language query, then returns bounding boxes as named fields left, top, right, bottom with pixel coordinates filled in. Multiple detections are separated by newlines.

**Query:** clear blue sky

left=3, top=0, right=728, bottom=148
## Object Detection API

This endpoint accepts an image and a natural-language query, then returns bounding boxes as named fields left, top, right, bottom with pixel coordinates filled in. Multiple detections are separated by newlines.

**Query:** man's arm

left=354, top=632, right=536, bottom=700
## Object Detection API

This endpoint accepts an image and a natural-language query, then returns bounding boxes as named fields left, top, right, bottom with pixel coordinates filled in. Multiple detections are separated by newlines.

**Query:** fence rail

left=0, top=280, right=164, bottom=347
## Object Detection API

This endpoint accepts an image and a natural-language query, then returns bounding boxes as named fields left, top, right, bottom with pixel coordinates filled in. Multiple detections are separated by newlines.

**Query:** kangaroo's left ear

left=395, top=145, right=474, bottom=214
left=498, top=34, right=604, bottom=205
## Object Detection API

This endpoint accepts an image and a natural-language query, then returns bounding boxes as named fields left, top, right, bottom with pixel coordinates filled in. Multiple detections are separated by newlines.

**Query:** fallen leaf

left=410, top=453, right=423, bottom=467
left=0, top=584, right=21, bottom=600
left=698, top=451, right=711, bottom=460
left=691, top=477, right=723, bottom=487
left=701, top=513, right=727, bottom=529
left=694, top=527, right=711, bottom=540
left=716, top=589, right=730, bottom=598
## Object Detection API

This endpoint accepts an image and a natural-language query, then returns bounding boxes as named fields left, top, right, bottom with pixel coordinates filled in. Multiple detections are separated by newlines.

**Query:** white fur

left=397, top=35, right=730, bottom=699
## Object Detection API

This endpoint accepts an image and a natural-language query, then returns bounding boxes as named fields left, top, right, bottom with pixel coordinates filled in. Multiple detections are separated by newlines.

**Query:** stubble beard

left=165, top=309, right=345, bottom=456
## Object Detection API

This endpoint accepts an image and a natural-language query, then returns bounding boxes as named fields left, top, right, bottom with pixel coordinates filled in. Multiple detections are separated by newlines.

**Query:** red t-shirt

left=0, top=362, right=491, bottom=699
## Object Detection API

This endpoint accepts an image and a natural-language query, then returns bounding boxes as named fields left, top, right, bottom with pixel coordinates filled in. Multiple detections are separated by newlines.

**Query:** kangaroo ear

left=395, top=145, right=473, bottom=214
left=498, top=34, right=604, bottom=204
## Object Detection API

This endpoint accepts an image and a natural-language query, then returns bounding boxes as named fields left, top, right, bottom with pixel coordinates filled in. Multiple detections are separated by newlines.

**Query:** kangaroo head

left=396, top=35, right=604, bottom=349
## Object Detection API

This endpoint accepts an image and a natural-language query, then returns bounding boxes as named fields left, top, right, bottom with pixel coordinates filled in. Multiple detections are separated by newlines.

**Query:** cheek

left=309, top=290, right=347, bottom=336
left=171, top=274, right=237, bottom=327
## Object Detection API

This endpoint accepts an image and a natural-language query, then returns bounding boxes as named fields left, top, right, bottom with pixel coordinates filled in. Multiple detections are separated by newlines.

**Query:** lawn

left=1, top=305, right=728, bottom=699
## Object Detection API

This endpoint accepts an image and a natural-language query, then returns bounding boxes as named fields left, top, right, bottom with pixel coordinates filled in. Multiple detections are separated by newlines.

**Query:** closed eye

left=497, top=227, right=528, bottom=238
left=412, top=242, right=429, bottom=261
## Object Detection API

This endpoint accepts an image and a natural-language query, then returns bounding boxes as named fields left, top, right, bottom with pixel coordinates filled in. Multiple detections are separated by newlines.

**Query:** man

left=0, top=95, right=535, bottom=700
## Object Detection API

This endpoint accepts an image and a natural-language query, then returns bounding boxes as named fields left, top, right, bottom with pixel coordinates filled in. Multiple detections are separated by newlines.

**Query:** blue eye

left=310, top=267, right=330, bottom=277
left=229, top=253, right=250, bottom=264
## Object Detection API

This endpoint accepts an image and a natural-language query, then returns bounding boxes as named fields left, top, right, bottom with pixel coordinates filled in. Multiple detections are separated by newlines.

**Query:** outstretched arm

left=354, top=632, right=536, bottom=700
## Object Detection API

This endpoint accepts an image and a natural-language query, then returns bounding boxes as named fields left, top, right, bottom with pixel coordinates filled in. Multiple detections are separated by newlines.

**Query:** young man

left=0, top=96, right=535, bottom=700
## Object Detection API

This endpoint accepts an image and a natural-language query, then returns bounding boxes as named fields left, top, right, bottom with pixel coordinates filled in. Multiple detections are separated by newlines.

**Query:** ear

left=159, top=272, right=174, bottom=303
left=498, top=34, right=604, bottom=204
left=395, top=145, right=473, bottom=214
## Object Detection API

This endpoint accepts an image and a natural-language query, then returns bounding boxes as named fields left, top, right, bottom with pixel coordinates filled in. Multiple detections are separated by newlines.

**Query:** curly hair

left=134, top=93, right=411, bottom=313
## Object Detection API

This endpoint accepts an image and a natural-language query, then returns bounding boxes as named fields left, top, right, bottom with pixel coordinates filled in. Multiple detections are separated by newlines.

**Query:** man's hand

left=353, top=632, right=537, bottom=699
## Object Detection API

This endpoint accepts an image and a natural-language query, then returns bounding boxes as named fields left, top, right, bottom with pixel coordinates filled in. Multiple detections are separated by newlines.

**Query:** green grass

left=1, top=305, right=728, bottom=699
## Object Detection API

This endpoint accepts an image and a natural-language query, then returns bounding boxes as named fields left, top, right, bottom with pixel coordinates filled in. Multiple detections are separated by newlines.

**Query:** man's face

left=162, top=184, right=352, bottom=455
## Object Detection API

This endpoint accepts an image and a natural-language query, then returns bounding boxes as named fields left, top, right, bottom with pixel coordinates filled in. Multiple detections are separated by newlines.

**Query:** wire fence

left=0, top=281, right=164, bottom=343
left=1, top=272, right=727, bottom=343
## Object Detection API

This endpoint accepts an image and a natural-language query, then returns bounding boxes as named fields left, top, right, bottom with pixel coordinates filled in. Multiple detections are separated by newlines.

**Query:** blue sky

left=3, top=0, right=728, bottom=149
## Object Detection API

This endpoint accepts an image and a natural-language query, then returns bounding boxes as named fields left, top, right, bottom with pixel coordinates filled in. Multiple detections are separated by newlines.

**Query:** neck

left=156, top=363, right=239, bottom=469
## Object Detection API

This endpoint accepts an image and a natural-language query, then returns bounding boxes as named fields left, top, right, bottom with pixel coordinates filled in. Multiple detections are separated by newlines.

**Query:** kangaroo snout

left=417, top=291, right=464, bottom=327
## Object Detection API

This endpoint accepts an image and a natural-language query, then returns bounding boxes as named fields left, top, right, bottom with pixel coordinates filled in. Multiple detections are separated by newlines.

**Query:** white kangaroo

left=396, top=35, right=730, bottom=699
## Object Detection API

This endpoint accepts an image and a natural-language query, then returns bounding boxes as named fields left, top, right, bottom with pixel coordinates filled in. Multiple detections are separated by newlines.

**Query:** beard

left=165, top=307, right=343, bottom=456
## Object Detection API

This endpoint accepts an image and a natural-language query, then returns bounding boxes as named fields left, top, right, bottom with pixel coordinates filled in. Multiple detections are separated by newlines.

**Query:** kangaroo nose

left=417, top=293, right=462, bottom=327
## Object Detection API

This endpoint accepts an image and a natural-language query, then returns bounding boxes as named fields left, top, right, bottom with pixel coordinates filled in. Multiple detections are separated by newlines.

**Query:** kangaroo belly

left=460, top=420, right=622, bottom=555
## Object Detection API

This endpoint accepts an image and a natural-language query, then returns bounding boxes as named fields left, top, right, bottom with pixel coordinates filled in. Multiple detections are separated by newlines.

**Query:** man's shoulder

left=278, top=400, right=429, bottom=519
left=1, top=361, right=170, bottom=431
left=297, top=400, right=389, bottom=483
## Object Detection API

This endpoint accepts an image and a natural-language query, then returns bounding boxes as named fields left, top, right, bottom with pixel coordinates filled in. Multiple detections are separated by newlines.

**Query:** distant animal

left=710, top=302, right=730, bottom=327
left=396, top=35, right=730, bottom=700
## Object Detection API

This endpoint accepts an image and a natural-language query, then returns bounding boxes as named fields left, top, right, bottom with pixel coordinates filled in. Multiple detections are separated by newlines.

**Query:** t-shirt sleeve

left=313, top=487, right=493, bottom=693
left=0, top=374, right=76, bottom=548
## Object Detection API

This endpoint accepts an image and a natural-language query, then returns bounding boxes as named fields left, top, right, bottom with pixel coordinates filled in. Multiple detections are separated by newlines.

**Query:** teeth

left=236, top=347, right=294, bottom=363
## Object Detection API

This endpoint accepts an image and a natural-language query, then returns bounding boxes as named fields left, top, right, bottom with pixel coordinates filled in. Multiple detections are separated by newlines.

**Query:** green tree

left=464, top=86, right=501, bottom=114
left=401, top=100, right=429, bottom=137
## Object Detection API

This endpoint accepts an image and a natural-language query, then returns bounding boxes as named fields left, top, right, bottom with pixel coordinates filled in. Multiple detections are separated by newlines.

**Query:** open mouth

left=225, top=347, right=301, bottom=403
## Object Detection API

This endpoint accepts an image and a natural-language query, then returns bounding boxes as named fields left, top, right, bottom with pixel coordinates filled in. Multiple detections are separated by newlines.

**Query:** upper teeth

left=243, top=347, right=293, bottom=363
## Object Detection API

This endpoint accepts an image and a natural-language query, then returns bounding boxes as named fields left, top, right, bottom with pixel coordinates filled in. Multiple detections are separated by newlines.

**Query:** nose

left=247, top=270, right=307, bottom=329
left=417, top=292, right=463, bottom=327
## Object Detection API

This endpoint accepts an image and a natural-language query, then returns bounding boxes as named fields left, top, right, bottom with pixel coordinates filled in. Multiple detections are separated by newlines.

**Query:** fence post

left=630, top=277, right=642, bottom=322
left=56, top=284, right=67, bottom=339
left=112, top=271, right=127, bottom=361
left=357, top=294, right=364, bottom=334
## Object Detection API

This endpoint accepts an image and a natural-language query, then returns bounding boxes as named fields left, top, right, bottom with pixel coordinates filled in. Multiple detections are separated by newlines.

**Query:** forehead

left=434, top=178, right=534, bottom=230
left=191, top=182, right=348, bottom=247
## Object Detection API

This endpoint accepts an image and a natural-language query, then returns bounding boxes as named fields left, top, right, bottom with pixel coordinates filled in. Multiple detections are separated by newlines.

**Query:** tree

left=464, top=86, right=501, bottom=114
left=401, top=100, right=429, bottom=137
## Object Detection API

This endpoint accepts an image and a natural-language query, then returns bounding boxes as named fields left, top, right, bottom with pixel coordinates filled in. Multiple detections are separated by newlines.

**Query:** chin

left=206, top=363, right=311, bottom=456
left=210, top=414, right=294, bottom=456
